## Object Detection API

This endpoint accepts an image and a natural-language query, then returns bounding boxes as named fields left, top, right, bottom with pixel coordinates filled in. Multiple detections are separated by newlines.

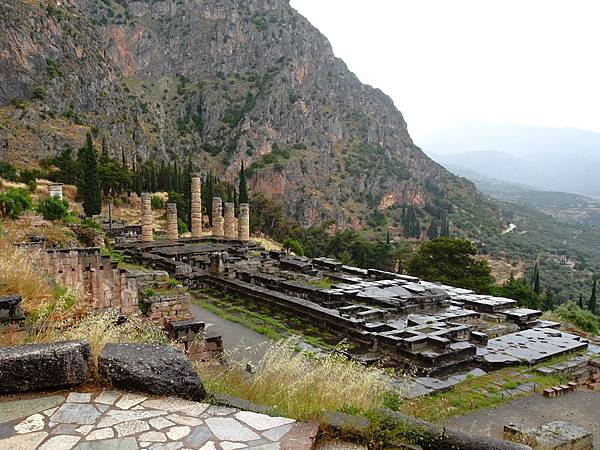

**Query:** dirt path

left=190, top=303, right=272, bottom=365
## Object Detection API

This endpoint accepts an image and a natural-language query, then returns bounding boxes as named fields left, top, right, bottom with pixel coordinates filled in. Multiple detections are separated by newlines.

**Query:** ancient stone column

left=191, top=175, right=202, bottom=238
left=141, top=193, right=153, bottom=242
left=223, top=202, right=236, bottom=239
left=49, top=183, right=63, bottom=200
left=212, top=197, right=224, bottom=237
left=238, top=203, right=250, bottom=241
left=166, top=202, right=179, bottom=241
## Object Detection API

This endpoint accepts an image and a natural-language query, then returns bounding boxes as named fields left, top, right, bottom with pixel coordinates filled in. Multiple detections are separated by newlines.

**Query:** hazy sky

left=289, top=0, right=600, bottom=143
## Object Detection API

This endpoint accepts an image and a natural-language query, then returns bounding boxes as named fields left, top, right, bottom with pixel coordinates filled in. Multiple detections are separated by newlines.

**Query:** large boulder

left=0, top=340, right=92, bottom=394
left=98, top=343, right=206, bottom=400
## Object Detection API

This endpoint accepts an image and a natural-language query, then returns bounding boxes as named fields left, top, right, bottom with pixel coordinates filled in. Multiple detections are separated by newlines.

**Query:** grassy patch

left=196, top=337, right=402, bottom=422
left=193, top=288, right=340, bottom=348
left=399, top=362, right=570, bottom=422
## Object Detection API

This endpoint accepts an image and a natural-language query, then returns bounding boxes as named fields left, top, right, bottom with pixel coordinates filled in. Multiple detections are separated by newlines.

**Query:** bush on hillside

left=37, top=196, right=70, bottom=221
left=0, top=188, right=33, bottom=219
left=151, top=195, right=164, bottom=210
left=283, top=236, right=304, bottom=256
left=542, top=301, right=600, bottom=334
left=0, top=162, right=18, bottom=182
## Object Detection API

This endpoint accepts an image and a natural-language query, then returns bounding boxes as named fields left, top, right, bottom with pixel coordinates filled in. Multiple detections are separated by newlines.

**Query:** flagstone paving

left=0, top=391, right=317, bottom=450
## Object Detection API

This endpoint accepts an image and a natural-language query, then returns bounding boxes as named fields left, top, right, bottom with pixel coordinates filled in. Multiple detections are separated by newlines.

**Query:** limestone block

left=98, top=343, right=206, bottom=400
left=0, top=340, right=92, bottom=394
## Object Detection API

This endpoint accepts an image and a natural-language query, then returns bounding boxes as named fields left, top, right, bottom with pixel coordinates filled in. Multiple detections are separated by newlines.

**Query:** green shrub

left=177, top=218, right=188, bottom=234
left=151, top=195, right=163, bottom=210
left=283, top=236, right=304, bottom=256
left=33, top=86, right=47, bottom=100
left=0, top=188, right=33, bottom=219
left=81, top=218, right=101, bottom=229
left=543, top=302, right=600, bottom=334
left=37, top=196, right=70, bottom=221
left=0, top=162, right=18, bottom=182
left=46, top=59, right=64, bottom=78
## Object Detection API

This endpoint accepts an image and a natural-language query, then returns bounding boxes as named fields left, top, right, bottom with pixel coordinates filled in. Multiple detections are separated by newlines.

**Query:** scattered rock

left=0, top=340, right=91, bottom=394
left=98, top=343, right=206, bottom=400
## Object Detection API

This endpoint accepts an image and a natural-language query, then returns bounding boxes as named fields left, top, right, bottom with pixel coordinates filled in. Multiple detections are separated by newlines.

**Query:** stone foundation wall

left=141, top=292, right=192, bottom=323
left=39, top=247, right=140, bottom=314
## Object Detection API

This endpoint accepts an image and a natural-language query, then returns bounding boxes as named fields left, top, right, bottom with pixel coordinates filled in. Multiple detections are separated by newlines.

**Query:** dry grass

left=0, top=239, right=53, bottom=310
left=197, top=338, right=403, bottom=421
left=37, top=311, right=169, bottom=375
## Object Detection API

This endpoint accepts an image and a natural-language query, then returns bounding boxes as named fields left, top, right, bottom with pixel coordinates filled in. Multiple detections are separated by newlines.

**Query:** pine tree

left=78, top=133, right=101, bottom=216
left=589, top=279, right=597, bottom=314
left=238, top=161, right=249, bottom=204
left=578, top=292, right=584, bottom=309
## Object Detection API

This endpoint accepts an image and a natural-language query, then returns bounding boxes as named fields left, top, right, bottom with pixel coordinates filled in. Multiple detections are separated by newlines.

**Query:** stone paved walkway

left=0, top=391, right=316, bottom=450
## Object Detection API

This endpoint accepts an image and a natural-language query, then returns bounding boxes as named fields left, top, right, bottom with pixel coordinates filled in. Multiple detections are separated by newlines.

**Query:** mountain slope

left=421, top=122, right=600, bottom=197
left=0, top=0, right=500, bottom=233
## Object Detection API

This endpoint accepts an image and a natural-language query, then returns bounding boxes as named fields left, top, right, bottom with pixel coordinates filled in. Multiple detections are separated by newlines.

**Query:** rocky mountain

left=0, top=0, right=500, bottom=233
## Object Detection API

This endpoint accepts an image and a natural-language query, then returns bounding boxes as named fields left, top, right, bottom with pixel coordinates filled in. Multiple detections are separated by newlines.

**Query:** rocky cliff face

left=0, top=0, right=500, bottom=232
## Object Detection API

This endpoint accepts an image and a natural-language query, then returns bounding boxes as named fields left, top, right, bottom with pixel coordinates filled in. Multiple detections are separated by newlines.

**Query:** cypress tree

left=531, top=261, right=538, bottom=286
left=543, top=288, right=554, bottom=311
left=578, top=292, right=584, bottom=309
left=427, top=220, right=439, bottom=240
left=238, top=161, right=249, bottom=204
left=440, top=211, right=450, bottom=237
left=533, top=265, right=541, bottom=295
left=78, top=133, right=101, bottom=216
left=589, top=279, right=597, bottom=314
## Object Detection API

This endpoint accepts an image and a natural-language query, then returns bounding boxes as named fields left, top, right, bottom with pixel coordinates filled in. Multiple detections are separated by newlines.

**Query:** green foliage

left=408, top=238, right=495, bottom=294
left=238, top=161, right=249, bottom=204
left=61, top=104, right=83, bottom=124
left=19, top=169, right=39, bottom=186
left=589, top=279, right=597, bottom=315
left=151, top=195, right=163, bottom=210
left=177, top=218, right=188, bottom=235
left=283, top=237, right=304, bottom=256
left=81, top=217, right=101, bottom=229
left=46, top=58, right=64, bottom=78
left=545, top=302, right=599, bottom=334
left=36, top=196, right=70, bottom=221
left=0, top=188, right=33, bottom=219
left=10, top=98, right=27, bottom=109
left=78, top=133, right=101, bottom=217
left=402, top=205, right=421, bottom=238
left=491, top=276, right=540, bottom=309
left=250, top=14, right=268, bottom=31
left=0, top=162, right=18, bottom=182
left=32, top=86, right=47, bottom=100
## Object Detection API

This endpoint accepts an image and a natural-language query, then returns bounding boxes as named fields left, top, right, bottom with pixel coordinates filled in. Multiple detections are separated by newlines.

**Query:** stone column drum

left=212, top=197, right=224, bottom=237
left=223, top=202, right=236, bottom=239
left=238, top=203, right=250, bottom=241
left=141, top=193, right=153, bottom=242
left=49, top=183, right=63, bottom=200
left=191, top=176, right=202, bottom=238
left=166, top=202, right=179, bottom=241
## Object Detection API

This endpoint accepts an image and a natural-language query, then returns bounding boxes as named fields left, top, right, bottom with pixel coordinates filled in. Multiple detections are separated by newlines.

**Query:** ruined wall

left=39, top=248, right=140, bottom=314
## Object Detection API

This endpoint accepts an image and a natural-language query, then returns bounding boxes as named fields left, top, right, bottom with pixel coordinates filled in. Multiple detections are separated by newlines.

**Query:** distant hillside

left=422, top=122, right=600, bottom=198
left=436, top=162, right=600, bottom=226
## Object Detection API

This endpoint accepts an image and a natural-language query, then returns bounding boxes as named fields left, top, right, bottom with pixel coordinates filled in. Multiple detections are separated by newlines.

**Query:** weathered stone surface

left=0, top=396, right=64, bottom=423
left=98, top=343, right=206, bottom=400
left=0, top=341, right=91, bottom=394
